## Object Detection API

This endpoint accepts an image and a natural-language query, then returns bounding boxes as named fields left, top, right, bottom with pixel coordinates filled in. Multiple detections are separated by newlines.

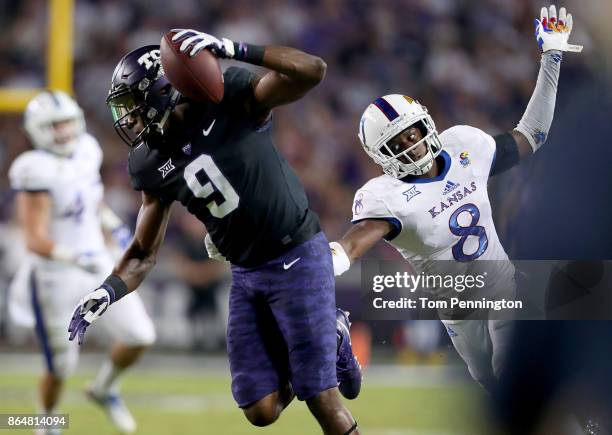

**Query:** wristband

left=233, top=41, right=265, bottom=65
left=102, top=274, right=129, bottom=304
left=330, top=242, right=351, bottom=276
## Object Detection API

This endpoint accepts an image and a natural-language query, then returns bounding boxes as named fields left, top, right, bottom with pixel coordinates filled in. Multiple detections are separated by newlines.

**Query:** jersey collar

left=400, top=150, right=451, bottom=184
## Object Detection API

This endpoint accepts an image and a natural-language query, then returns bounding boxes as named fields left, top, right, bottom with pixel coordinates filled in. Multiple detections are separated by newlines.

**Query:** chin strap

left=155, top=89, right=181, bottom=135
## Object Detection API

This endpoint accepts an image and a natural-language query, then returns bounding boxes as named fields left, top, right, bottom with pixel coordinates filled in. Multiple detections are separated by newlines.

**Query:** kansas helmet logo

left=459, top=151, right=471, bottom=167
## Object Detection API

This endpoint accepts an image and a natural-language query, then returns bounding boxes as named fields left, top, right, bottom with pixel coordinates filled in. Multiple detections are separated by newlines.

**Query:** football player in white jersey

left=8, top=91, right=156, bottom=434
left=329, top=5, right=582, bottom=391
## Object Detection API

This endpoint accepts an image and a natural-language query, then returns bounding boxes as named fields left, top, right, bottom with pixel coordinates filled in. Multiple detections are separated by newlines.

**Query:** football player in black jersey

left=68, top=30, right=360, bottom=434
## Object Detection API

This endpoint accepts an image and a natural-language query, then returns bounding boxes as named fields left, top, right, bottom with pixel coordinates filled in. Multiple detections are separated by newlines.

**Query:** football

left=160, top=31, right=224, bottom=103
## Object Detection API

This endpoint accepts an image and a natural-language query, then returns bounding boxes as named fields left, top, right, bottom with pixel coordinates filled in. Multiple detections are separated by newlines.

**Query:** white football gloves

left=171, top=29, right=235, bottom=59
left=535, top=5, right=582, bottom=53
left=68, top=287, right=112, bottom=345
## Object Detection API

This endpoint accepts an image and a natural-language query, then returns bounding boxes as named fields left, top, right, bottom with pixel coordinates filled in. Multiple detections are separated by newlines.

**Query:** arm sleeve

left=351, top=189, right=402, bottom=241
left=490, top=132, right=520, bottom=176
left=514, top=51, right=562, bottom=152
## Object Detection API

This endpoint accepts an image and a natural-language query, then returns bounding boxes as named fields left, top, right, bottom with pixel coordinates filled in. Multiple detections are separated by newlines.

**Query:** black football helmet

left=106, top=45, right=180, bottom=147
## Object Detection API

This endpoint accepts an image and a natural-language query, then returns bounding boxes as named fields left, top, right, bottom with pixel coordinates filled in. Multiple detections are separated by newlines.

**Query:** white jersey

left=352, top=125, right=514, bottom=286
left=9, top=133, right=107, bottom=263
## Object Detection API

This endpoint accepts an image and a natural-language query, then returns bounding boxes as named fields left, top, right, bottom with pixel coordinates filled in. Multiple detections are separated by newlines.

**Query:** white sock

left=91, top=360, right=125, bottom=394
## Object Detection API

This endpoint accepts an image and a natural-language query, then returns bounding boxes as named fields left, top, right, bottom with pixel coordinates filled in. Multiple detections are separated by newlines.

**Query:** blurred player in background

left=330, top=5, right=582, bottom=393
left=8, top=91, right=156, bottom=434
left=68, top=31, right=361, bottom=434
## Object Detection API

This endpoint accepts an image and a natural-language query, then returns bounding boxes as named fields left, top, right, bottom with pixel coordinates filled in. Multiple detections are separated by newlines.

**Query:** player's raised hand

left=171, top=29, right=235, bottom=58
left=68, top=287, right=113, bottom=345
left=534, top=5, right=583, bottom=53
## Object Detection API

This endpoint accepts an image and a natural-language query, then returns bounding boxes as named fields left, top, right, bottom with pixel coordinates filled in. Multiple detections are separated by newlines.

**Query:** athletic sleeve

left=490, top=132, right=520, bottom=176
left=351, top=189, right=402, bottom=241
left=9, top=152, right=54, bottom=192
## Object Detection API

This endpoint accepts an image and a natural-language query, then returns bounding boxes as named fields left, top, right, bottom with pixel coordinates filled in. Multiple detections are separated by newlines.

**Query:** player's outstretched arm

left=113, top=192, right=172, bottom=290
left=330, top=220, right=393, bottom=276
left=492, top=5, right=583, bottom=176
left=171, top=28, right=326, bottom=111
left=68, top=192, right=171, bottom=345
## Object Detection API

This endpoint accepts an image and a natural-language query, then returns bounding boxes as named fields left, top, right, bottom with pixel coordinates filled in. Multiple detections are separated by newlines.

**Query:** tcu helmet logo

left=137, top=49, right=161, bottom=70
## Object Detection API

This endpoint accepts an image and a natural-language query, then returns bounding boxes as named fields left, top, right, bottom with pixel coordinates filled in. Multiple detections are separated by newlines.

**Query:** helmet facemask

left=375, top=117, right=442, bottom=178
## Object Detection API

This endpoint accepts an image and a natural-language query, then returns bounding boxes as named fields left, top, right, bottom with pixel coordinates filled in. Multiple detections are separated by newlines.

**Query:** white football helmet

left=358, top=94, right=442, bottom=178
left=24, top=91, right=85, bottom=156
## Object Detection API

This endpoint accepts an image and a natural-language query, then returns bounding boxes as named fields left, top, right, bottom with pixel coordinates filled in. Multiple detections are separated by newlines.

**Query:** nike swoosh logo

left=202, top=119, right=216, bottom=136
left=283, top=257, right=301, bottom=270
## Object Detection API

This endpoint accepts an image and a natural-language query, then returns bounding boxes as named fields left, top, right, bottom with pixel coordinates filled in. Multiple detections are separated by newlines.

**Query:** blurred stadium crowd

left=0, top=0, right=610, bottom=353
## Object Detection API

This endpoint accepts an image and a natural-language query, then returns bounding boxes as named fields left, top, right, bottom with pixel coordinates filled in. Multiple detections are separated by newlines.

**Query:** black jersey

left=128, top=67, right=320, bottom=267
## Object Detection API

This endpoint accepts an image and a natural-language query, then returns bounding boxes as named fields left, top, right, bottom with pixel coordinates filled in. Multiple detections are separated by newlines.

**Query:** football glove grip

left=68, top=287, right=111, bottom=345
left=535, top=6, right=583, bottom=53
left=68, top=275, right=129, bottom=345
left=171, top=29, right=235, bottom=59
left=330, top=242, right=351, bottom=276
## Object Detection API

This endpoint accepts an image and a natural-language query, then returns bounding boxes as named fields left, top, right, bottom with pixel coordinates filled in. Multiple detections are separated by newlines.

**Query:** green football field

left=0, top=364, right=495, bottom=435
